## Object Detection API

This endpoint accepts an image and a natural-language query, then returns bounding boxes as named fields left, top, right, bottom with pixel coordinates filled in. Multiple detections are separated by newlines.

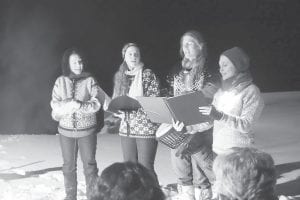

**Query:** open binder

left=137, top=91, right=210, bottom=126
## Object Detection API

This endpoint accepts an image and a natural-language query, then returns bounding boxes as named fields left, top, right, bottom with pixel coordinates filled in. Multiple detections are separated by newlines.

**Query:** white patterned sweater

left=212, top=83, right=264, bottom=154
left=51, top=76, right=111, bottom=138
left=118, top=69, right=160, bottom=138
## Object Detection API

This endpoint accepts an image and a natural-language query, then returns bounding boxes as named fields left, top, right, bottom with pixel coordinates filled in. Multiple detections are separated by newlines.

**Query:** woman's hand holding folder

left=172, top=119, right=185, bottom=132
left=172, top=119, right=202, bottom=135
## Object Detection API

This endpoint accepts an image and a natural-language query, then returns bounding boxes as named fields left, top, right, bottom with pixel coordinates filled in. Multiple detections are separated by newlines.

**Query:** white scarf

left=125, top=63, right=144, bottom=98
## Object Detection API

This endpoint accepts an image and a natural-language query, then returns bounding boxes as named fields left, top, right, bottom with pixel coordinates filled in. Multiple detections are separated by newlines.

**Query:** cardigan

left=51, top=76, right=110, bottom=138
left=168, top=64, right=218, bottom=133
left=118, top=68, right=160, bottom=138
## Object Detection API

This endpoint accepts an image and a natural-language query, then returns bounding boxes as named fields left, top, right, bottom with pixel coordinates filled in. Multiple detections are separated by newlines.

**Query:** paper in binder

left=137, top=91, right=210, bottom=126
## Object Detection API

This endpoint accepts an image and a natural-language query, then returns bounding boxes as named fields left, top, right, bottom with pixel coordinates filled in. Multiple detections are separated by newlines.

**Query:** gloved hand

left=209, top=106, right=224, bottom=120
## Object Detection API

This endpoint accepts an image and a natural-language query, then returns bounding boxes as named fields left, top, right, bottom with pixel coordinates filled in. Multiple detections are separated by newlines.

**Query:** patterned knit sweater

left=119, top=68, right=160, bottom=138
left=212, top=83, right=264, bottom=154
left=167, top=65, right=217, bottom=133
left=51, top=76, right=110, bottom=138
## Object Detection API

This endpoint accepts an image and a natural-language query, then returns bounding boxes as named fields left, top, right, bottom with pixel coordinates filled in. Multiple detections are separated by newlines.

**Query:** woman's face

left=124, top=46, right=141, bottom=70
left=182, top=35, right=202, bottom=60
left=69, top=53, right=83, bottom=75
left=219, top=55, right=237, bottom=80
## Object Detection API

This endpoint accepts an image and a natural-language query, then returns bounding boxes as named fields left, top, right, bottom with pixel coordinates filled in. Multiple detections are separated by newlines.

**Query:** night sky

left=0, top=0, right=299, bottom=134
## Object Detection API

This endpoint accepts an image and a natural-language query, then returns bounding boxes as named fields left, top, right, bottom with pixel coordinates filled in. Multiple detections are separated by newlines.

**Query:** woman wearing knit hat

left=159, top=30, right=219, bottom=200
left=112, top=43, right=160, bottom=183
left=199, top=46, right=264, bottom=155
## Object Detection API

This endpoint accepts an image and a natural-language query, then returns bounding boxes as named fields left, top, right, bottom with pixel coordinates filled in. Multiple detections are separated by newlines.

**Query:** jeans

left=120, top=136, right=158, bottom=183
left=171, top=133, right=215, bottom=189
left=59, top=134, right=98, bottom=200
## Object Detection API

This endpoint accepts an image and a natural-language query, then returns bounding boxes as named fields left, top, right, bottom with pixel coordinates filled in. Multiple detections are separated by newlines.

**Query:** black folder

left=137, top=91, right=210, bottom=126
left=107, top=95, right=141, bottom=113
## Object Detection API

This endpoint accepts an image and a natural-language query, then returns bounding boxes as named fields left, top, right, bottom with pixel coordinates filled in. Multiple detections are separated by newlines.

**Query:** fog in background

left=0, top=0, right=299, bottom=134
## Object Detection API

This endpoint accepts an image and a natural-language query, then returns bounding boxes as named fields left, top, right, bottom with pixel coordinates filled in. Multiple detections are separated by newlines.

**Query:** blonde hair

left=178, top=30, right=207, bottom=86
left=213, top=147, right=277, bottom=200
left=179, top=30, right=207, bottom=59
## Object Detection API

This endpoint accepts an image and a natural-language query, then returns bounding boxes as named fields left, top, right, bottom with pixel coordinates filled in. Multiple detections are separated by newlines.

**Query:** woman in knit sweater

left=199, top=46, right=264, bottom=155
left=112, top=43, right=160, bottom=182
left=50, top=47, right=110, bottom=200
left=162, top=30, right=218, bottom=200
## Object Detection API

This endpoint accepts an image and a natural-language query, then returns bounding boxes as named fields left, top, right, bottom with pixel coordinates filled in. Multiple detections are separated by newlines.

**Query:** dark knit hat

left=222, top=47, right=250, bottom=72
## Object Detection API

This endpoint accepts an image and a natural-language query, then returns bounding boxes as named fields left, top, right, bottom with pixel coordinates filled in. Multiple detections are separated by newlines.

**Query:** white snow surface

left=0, top=91, right=300, bottom=200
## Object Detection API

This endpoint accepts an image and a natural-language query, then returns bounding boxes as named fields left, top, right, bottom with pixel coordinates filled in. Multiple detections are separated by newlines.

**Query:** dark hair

left=61, top=47, right=87, bottom=76
left=91, top=162, right=165, bottom=200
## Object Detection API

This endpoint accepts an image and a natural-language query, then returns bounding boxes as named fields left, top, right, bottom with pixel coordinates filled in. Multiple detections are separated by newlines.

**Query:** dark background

left=0, top=0, right=299, bottom=134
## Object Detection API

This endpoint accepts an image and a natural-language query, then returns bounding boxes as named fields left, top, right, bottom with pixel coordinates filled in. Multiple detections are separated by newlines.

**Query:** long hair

left=91, top=162, right=165, bottom=200
left=179, top=30, right=207, bottom=59
left=179, top=30, right=208, bottom=83
left=112, top=43, right=140, bottom=98
left=213, top=147, right=277, bottom=200
left=61, top=47, right=87, bottom=76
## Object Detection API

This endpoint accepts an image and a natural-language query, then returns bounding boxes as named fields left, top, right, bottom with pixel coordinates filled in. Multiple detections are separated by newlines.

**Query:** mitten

left=209, top=106, right=224, bottom=120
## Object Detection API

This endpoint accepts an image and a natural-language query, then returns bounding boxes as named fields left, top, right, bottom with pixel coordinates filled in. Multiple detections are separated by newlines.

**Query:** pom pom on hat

left=222, top=47, right=250, bottom=72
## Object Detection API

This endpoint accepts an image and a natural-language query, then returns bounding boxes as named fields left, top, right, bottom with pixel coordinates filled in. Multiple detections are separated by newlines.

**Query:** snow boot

left=195, top=187, right=212, bottom=200
left=174, top=185, right=195, bottom=200
left=63, top=174, right=77, bottom=200
left=64, top=186, right=77, bottom=200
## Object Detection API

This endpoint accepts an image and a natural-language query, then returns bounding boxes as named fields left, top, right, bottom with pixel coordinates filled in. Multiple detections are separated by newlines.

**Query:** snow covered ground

left=0, top=91, right=300, bottom=200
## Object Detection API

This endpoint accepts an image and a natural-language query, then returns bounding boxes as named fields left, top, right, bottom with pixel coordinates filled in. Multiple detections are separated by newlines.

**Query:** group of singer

left=50, top=30, right=264, bottom=200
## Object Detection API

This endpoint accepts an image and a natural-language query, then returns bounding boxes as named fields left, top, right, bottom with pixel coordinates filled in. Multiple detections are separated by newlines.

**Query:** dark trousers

left=59, top=134, right=98, bottom=200
left=120, top=136, right=158, bottom=183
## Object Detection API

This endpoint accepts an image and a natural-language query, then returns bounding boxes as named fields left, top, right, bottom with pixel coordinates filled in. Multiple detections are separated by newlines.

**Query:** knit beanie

left=222, top=47, right=250, bottom=72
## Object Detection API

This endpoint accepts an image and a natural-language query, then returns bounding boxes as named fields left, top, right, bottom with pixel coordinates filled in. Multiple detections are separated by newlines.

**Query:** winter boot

left=85, top=172, right=98, bottom=200
left=63, top=173, right=77, bottom=200
left=174, top=185, right=195, bottom=200
left=194, top=187, right=212, bottom=200
left=64, top=186, right=77, bottom=200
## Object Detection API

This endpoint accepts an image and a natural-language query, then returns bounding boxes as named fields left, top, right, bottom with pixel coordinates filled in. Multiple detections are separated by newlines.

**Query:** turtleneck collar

left=221, top=71, right=253, bottom=92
